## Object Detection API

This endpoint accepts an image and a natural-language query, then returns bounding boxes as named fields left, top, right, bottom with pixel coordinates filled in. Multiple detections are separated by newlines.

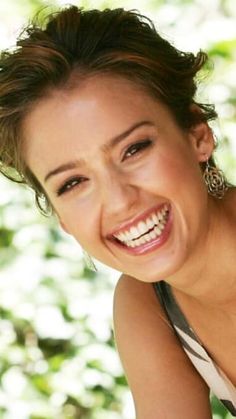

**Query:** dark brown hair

left=0, top=5, right=217, bottom=214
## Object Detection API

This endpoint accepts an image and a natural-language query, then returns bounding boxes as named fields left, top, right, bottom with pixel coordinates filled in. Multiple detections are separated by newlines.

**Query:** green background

left=0, top=1, right=235, bottom=418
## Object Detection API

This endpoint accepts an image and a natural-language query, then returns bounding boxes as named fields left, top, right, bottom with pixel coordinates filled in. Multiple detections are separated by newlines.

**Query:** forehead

left=22, top=75, right=174, bottom=174
left=24, top=74, right=163, bottom=133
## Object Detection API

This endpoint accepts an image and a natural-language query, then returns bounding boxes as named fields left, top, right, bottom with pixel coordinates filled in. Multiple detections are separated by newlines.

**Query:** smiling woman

left=0, top=5, right=236, bottom=418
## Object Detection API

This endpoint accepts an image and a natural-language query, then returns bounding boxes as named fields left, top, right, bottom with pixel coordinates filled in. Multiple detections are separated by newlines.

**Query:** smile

left=113, top=204, right=169, bottom=246
left=109, top=203, right=171, bottom=254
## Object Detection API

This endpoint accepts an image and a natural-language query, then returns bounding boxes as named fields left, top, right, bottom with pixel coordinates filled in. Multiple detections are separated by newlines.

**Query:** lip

left=107, top=203, right=170, bottom=238
left=108, top=205, right=172, bottom=256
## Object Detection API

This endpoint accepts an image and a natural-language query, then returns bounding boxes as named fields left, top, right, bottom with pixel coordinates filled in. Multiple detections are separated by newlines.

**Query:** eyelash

left=56, top=176, right=87, bottom=196
left=56, top=139, right=153, bottom=196
left=122, top=138, right=153, bottom=161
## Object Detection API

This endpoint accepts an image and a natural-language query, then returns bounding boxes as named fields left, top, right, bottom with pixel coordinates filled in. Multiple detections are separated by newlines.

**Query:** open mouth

left=111, top=204, right=171, bottom=250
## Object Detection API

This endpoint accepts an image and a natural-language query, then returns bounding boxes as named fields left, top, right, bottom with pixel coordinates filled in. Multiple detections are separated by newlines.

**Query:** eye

left=56, top=176, right=87, bottom=196
left=122, top=139, right=153, bottom=161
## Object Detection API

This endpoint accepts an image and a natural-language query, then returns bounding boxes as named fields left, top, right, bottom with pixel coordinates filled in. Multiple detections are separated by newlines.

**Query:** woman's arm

left=113, top=275, right=212, bottom=419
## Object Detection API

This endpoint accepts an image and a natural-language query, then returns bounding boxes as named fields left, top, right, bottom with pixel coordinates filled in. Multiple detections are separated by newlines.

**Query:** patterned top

left=153, top=280, right=236, bottom=416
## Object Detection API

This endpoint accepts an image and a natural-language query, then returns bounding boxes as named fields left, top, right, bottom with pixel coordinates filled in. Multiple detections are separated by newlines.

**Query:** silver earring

left=82, top=250, right=97, bottom=272
left=203, top=161, right=228, bottom=199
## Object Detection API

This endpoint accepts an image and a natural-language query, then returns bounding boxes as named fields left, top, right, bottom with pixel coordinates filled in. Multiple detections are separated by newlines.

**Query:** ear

left=188, top=121, right=215, bottom=163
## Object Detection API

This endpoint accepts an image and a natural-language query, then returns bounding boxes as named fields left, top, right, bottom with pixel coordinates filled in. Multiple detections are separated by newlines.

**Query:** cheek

left=144, top=148, right=205, bottom=210
left=57, top=202, right=100, bottom=246
left=144, top=150, right=194, bottom=190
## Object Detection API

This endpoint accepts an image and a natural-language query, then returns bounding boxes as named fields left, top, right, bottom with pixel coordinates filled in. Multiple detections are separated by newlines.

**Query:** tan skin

left=22, top=75, right=236, bottom=417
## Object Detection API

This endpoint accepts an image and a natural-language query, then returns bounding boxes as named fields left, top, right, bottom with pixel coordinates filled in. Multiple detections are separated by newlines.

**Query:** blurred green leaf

left=208, top=39, right=236, bottom=59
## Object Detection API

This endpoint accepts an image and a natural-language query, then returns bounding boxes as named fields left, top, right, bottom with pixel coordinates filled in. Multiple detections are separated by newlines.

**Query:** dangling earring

left=203, top=160, right=228, bottom=199
left=82, top=250, right=97, bottom=272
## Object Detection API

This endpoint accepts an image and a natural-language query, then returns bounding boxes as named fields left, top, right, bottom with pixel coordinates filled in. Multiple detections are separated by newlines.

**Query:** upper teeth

left=113, top=205, right=169, bottom=243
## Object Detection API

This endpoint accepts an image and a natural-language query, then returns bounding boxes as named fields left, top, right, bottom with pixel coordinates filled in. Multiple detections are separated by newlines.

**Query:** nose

left=99, top=170, right=138, bottom=217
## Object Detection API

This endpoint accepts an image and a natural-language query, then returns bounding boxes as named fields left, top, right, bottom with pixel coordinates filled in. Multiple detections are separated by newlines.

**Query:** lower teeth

left=126, top=219, right=167, bottom=247
left=115, top=208, right=170, bottom=248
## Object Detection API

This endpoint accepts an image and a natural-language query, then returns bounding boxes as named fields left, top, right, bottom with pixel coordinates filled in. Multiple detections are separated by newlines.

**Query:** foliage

left=0, top=1, right=235, bottom=418
left=0, top=178, right=127, bottom=419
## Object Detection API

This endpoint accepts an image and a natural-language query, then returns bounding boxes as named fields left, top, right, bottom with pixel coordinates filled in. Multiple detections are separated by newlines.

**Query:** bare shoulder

left=113, top=274, right=212, bottom=419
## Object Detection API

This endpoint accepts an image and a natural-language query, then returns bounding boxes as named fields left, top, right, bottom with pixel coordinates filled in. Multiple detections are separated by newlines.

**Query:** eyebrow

left=44, top=120, right=154, bottom=183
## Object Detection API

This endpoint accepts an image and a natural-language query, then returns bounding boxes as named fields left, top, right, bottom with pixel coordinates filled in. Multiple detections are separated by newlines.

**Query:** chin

left=125, top=250, right=190, bottom=284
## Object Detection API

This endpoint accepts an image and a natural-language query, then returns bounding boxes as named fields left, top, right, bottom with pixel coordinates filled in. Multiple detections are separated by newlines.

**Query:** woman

left=0, top=6, right=235, bottom=418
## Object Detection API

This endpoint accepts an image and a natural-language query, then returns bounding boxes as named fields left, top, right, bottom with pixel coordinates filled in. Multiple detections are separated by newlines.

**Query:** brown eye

left=122, top=139, right=152, bottom=161
left=57, top=176, right=87, bottom=196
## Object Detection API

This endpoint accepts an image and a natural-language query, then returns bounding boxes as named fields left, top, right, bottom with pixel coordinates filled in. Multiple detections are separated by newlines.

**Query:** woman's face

left=23, top=75, right=214, bottom=282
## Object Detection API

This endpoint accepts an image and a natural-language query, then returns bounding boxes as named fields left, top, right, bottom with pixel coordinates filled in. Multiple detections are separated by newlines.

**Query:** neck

left=167, top=188, right=236, bottom=315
